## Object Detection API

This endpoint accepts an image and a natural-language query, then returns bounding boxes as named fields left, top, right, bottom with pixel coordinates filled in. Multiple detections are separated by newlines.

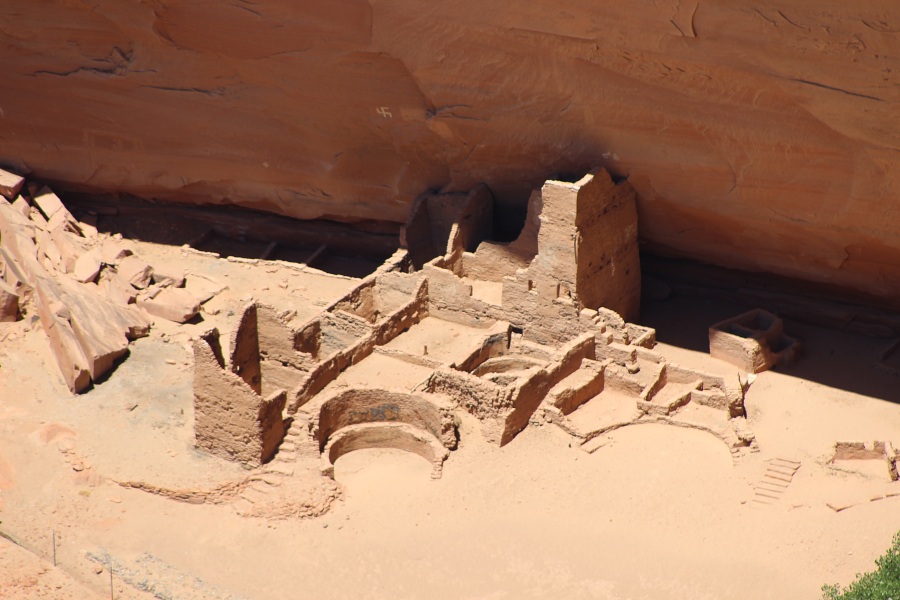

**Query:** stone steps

left=751, top=458, right=801, bottom=508
left=234, top=420, right=306, bottom=515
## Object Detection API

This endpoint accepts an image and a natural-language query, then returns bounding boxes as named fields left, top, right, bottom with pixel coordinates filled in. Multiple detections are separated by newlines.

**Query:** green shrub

left=822, top=531, right=900, bottom=600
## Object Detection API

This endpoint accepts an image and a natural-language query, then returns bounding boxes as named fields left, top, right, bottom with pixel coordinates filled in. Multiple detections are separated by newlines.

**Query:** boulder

left=117, top=255, right=153, bottom=289
left=151, top=264, right=186, bottom=288
left=100, top=240, right=134, bottom=265
left=0, top=169, right=25, bottom=201
left=72, top=249, right=103, bottom=284
left=138, top=287, right=200, bottom=323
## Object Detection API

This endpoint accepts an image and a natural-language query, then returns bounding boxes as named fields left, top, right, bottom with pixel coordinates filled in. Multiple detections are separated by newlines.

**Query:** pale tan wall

left=315, top=388, right=454, bottom=451
left=229, top=303, right=262, bottom=395
left=574, top=170, right=641, bottom=321
left=193, top=331, right=285, bottom=467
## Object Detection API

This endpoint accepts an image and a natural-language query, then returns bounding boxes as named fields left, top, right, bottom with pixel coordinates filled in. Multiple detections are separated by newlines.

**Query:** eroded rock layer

left=1, top=2, right=899, bottom=300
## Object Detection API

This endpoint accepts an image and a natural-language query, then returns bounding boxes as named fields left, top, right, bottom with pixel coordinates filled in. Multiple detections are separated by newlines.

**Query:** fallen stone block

left=10, top=197, right=30, bottom=217
left=29, top=206, right=49, bottom=229
left=0, top=279, right=18, bottom=322
left=0, top=169, right=26, bottom=201
left=151, top=264, right=186, bottom=288
left=0, top=248, right=28, bottom=293
left=138, top=287, right=200, bottom=323
left=32, top=187, right=66, bottom=221
left=117, top=255, right=153, bottom=289
left=47, top=208, right=83, bottom=236
left=77, top=214, right=99, bottom=238
left=100, top=240, right=134, bottom=265
left=2, top=196, right=148, bottom=392
left=35, top=228, right=63, bottom=271
left=52, top=276, right=146, bottom=381
left=35, top=284, right=92, bottom=393
left=184, top=274, right=225, bottom=304
left=50, top=228, right=81, bottom=273
left=98, top=268, right=137, bottom=306
left=72, top=249, right=102, bottom=284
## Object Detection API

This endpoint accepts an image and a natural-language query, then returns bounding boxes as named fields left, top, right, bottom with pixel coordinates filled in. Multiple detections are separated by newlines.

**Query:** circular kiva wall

left=324, top=422, right=450, bottom=479
left=316, top=388, right=449, bottom=452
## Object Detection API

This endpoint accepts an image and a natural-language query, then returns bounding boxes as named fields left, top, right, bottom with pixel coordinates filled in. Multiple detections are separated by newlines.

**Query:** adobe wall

left=288, top=277, right=429, bottom=411
left=460, top=244, right=530, bottom=283
left=422, top=258, right=504, bottom=328
left=310, top=387, right=457, bottom=451
left=329, top=278, right=379, bottom=323
left=322, top=423, right=450, bottom=480
left=229, top=302, right=262, bottom=395
left=401, top=185, right=494, bottom=270
left=499, top=332, right=596, bottom=445
left=425, top=369, right=513, bottom=421
left=573, top=170, right=641, bottom=321
left=193, top=328, right=286, bottom=467
left=401, top=197, right=438, bottom=270
left=500, top=275, right=599, bottom=346
left=256, top=303, right=316, bottom=371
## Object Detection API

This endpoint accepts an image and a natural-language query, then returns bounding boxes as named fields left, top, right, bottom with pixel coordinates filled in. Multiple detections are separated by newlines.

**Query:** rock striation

left=1, top=2, right=899, bottom=301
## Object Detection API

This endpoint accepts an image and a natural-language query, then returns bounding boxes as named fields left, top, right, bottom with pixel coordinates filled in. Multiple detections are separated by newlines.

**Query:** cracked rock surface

left=1, top=1, right=900, bottom=300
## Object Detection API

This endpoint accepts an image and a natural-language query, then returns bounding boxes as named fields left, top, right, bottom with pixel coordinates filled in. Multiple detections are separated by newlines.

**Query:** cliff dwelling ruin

left=2, top=3, right=900, bottom=597
left=2, top=160, right=899, bottom=599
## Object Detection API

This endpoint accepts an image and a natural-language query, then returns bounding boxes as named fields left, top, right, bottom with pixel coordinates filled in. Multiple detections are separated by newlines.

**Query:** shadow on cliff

left=65, top=193, right=399, bottom=279
left=639, top=267, right=900, bottom=405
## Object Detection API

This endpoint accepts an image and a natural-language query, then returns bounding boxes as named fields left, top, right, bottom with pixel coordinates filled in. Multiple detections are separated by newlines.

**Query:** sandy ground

left=2, top=235, right=900, bottom=599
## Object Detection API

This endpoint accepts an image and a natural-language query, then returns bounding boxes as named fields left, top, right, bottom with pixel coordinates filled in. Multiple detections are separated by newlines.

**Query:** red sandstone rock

left=0, top=197, right=149, bottom=392
left=0, top=279, right=18, bottom=322
left=49, top=228, right=80, bottom=273
left=0, top=169, right=25, bottom=201
left=151, top=265, right=185, bottom=288
left=0, top=2, right=899, bottom=303
left=72, top=249, right=102, bottom=284
left=9, top=198, right=30, bottom=218
left=97, top=268, right=137, bottom=306
left=137, top=287, right=200, bottom=323
left=117, top=255, right=153, bottom=289
left=31, top=187, right=66, bottom=222
left=100, top=240, right=134, bottom=265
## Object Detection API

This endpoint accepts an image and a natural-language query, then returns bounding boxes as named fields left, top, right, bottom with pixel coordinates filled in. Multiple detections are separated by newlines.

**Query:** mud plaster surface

left=1, top=236, right=900, bottom=599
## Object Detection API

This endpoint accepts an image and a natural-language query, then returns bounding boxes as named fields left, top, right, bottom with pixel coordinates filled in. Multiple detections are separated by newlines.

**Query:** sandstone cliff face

left=1, top=2, right=899, bottom=301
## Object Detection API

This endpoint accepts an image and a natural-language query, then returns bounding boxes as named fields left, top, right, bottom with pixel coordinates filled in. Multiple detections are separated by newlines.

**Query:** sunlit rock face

left=1, top=1, right=899, bottom=300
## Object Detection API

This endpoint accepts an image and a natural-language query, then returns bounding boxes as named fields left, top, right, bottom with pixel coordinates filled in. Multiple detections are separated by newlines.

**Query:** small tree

left=822, top=531, right=900, bottom=600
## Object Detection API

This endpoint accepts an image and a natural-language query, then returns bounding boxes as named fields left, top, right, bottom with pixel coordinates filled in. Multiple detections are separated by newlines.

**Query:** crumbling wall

left=500, top=274, right=599, bottom=345
left=294, top=319, right=322, bottom=357
left=505, top=169, right=640, bottom=321
left=288, top=277, right=429, bottom=411
left=422, top=258, right=504, bottom=328
left=322, top=422, right=450, bottom=480
left=461, top=244, right=530, bottom=283
left=709, top=309, right=801, bottom=373
left=425, top=369, right=513, bottom=421
left=450, top=322, right=512, bottom=373
left=229, top=302, right=262, bottom=395
left=418, top=168, right=641, bottom=345
left=193, top=328, right=286, bottom=467
left=832, top=441, right=899, bottom=482
left=500, top=333, right=596, bottom=444
left=329, top=278, right=379, bottom=323
left=310, top=387, right=456, bottom=451
left=257, top=304, right=314, bottom=370
left=401, top=185, right=494, bottom=269
left=574, top=170, right=641, bottom=321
